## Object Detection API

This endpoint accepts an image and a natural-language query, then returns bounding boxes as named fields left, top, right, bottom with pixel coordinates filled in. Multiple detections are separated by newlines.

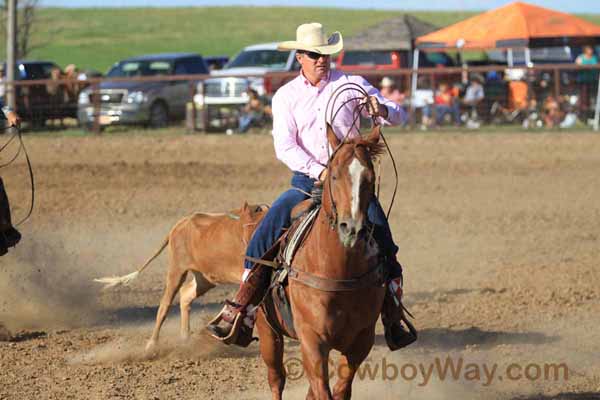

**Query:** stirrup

left=206, top=304, right=257, bottom=348
left=382, top=288, right=417, bottom=351
left=384, top=315, right=417, bottom=351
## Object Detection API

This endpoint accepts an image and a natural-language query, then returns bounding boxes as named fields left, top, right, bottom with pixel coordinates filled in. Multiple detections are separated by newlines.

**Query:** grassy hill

left=2, top=6, right=600, bottom=72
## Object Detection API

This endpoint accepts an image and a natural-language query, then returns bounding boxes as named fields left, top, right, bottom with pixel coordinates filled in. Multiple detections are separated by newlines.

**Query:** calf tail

left=94, top=236, right=170, bottom=290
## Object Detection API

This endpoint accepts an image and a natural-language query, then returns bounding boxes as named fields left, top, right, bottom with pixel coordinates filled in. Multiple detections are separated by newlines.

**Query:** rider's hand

left=6, top=111, right=21, bottom=128
left=318, top=168, right=328, bottom=182
left=362, top=96, right=388, bottom=119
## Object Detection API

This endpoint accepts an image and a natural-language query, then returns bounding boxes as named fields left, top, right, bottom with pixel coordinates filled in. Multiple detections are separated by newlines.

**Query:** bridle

left=321, top=82, right=399, bottom=231
left=0, top=126, right=35, bottom=226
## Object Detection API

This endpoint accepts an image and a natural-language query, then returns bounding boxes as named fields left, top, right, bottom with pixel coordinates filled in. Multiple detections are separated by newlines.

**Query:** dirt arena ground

left=1, top=131, right=599, bottom=400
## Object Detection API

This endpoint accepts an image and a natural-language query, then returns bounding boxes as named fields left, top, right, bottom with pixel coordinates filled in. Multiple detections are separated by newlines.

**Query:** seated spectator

left=379, top=77, right=405, bottom=104
left=238, top=88, right=271, bottom=133
left=429, top=82, right=460, bottom=126
left=491, top=68, right=532, bottom=124
left=462, top=74, right=485, bottom=127
left=463, top=74, right=485, bottom=107
left=486, top=70, right=501, bottom=82
left=542, top=95, right=563, bottom=128
left=410, top=76, right=434, bottom=129
left=534, top=73, right=552, bottom=101
left=508, top=79, right=528, bottom=112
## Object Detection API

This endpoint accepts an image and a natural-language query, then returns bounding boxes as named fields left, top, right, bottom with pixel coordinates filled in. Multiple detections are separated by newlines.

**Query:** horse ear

left=367, top=125, right=381, bottom=144
left=326, top=123, right=341, bottom=149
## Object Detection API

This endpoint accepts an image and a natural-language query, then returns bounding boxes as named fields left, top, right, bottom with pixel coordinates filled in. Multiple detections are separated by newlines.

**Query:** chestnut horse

left=256, top=124, right=386, bottom=400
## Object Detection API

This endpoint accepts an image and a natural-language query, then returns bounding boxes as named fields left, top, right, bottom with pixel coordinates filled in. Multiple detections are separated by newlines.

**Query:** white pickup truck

left=198, top=43, right=300, bottom=131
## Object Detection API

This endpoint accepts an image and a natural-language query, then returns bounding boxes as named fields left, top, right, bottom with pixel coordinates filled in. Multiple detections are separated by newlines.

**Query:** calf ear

left=367, top=125, right=381, bottom=144
left=239, top=201, right=252, bottom=219
left=326, top=123, right=341, bottom=149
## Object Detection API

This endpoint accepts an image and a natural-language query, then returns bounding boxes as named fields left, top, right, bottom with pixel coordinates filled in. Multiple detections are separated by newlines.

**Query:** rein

left=0, top=126, right=35, bottom=226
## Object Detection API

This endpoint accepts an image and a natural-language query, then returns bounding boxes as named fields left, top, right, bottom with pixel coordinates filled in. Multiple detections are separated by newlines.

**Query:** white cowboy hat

left=381, top=77, right=395, bottom=88
left=504, top=68, right=525, bottom=81
left=277, top=23, right=343, bottom=55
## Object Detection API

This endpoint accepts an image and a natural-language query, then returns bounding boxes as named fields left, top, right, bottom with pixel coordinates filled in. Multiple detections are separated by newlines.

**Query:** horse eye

left=331, top=174, right=337, bottom=181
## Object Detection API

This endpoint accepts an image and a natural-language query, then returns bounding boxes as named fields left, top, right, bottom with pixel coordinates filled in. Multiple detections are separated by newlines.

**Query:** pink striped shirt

left=271, top=69, right=407, bottom=179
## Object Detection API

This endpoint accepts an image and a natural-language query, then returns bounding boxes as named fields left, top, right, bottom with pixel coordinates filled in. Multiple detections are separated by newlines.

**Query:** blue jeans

left=244, top=171, right=398, bottom=269
left=238, top=114, right=255, bottom=133
left=434, top=104, right=460, bottom=125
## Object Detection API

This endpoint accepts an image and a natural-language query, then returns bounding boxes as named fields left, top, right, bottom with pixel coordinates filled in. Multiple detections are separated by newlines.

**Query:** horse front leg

left=299, top=332, right=333, bottom=400
left=256, top=311, right=286, bottom=400
left=331, top=355, right=360, bottom=400
left=331, top=328, right=375, bottom=400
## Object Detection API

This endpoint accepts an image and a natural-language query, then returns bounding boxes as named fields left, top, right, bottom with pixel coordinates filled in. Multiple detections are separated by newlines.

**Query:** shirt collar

left=300, top=70, right=331, bottom=89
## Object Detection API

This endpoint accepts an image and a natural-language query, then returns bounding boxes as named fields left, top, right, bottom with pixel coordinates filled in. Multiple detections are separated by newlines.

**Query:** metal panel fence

left=2, top=64, right=599, bottom=133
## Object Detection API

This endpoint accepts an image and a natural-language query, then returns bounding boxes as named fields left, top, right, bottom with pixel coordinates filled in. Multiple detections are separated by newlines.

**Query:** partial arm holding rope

left=1, top=102, right=21, bottom=128
left=0, top=126, right=34, bottom=226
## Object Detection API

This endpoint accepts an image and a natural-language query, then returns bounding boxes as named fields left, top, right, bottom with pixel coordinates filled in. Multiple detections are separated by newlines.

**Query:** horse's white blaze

left=349, top=157, right=365, bottom=220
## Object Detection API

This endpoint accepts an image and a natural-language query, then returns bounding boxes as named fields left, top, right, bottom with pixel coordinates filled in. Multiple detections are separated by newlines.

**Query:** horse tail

left=94, top=235, right=170, bottom=290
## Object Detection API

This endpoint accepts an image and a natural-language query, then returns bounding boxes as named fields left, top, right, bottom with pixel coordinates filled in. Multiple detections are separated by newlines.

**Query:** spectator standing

left=576, top=45, right=599, bottom=71
left=46, top=67, right=63, bottom=99
left=575, top=46, right=598, bottom=114
left=64, top=64, right=81, bottom=103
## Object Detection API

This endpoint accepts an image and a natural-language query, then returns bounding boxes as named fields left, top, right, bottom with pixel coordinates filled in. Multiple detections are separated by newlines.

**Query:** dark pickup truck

left=2, top=60, right=79, bottom=127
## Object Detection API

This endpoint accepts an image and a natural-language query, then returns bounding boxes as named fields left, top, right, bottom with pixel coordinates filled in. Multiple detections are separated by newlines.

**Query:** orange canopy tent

left=415, top=1, right=600, bottom=50
left=411, top=1, right=600, bottom=130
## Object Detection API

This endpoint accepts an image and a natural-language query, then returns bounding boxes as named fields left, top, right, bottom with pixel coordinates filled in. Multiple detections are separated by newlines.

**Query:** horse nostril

left=339, top=222, right=348, bottom=234
left=339, top=221, right=358, bottom=237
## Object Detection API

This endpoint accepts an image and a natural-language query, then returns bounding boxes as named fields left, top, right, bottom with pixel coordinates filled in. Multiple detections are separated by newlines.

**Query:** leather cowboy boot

left=381, top=257, right=417, bottom=350
left=206, top=264, right=272, bottom=347
left=0, top=177, right=21, bottom=256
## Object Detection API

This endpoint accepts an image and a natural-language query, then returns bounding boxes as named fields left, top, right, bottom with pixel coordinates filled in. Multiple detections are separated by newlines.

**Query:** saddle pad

left=283, top=206, right=320, bottom=267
